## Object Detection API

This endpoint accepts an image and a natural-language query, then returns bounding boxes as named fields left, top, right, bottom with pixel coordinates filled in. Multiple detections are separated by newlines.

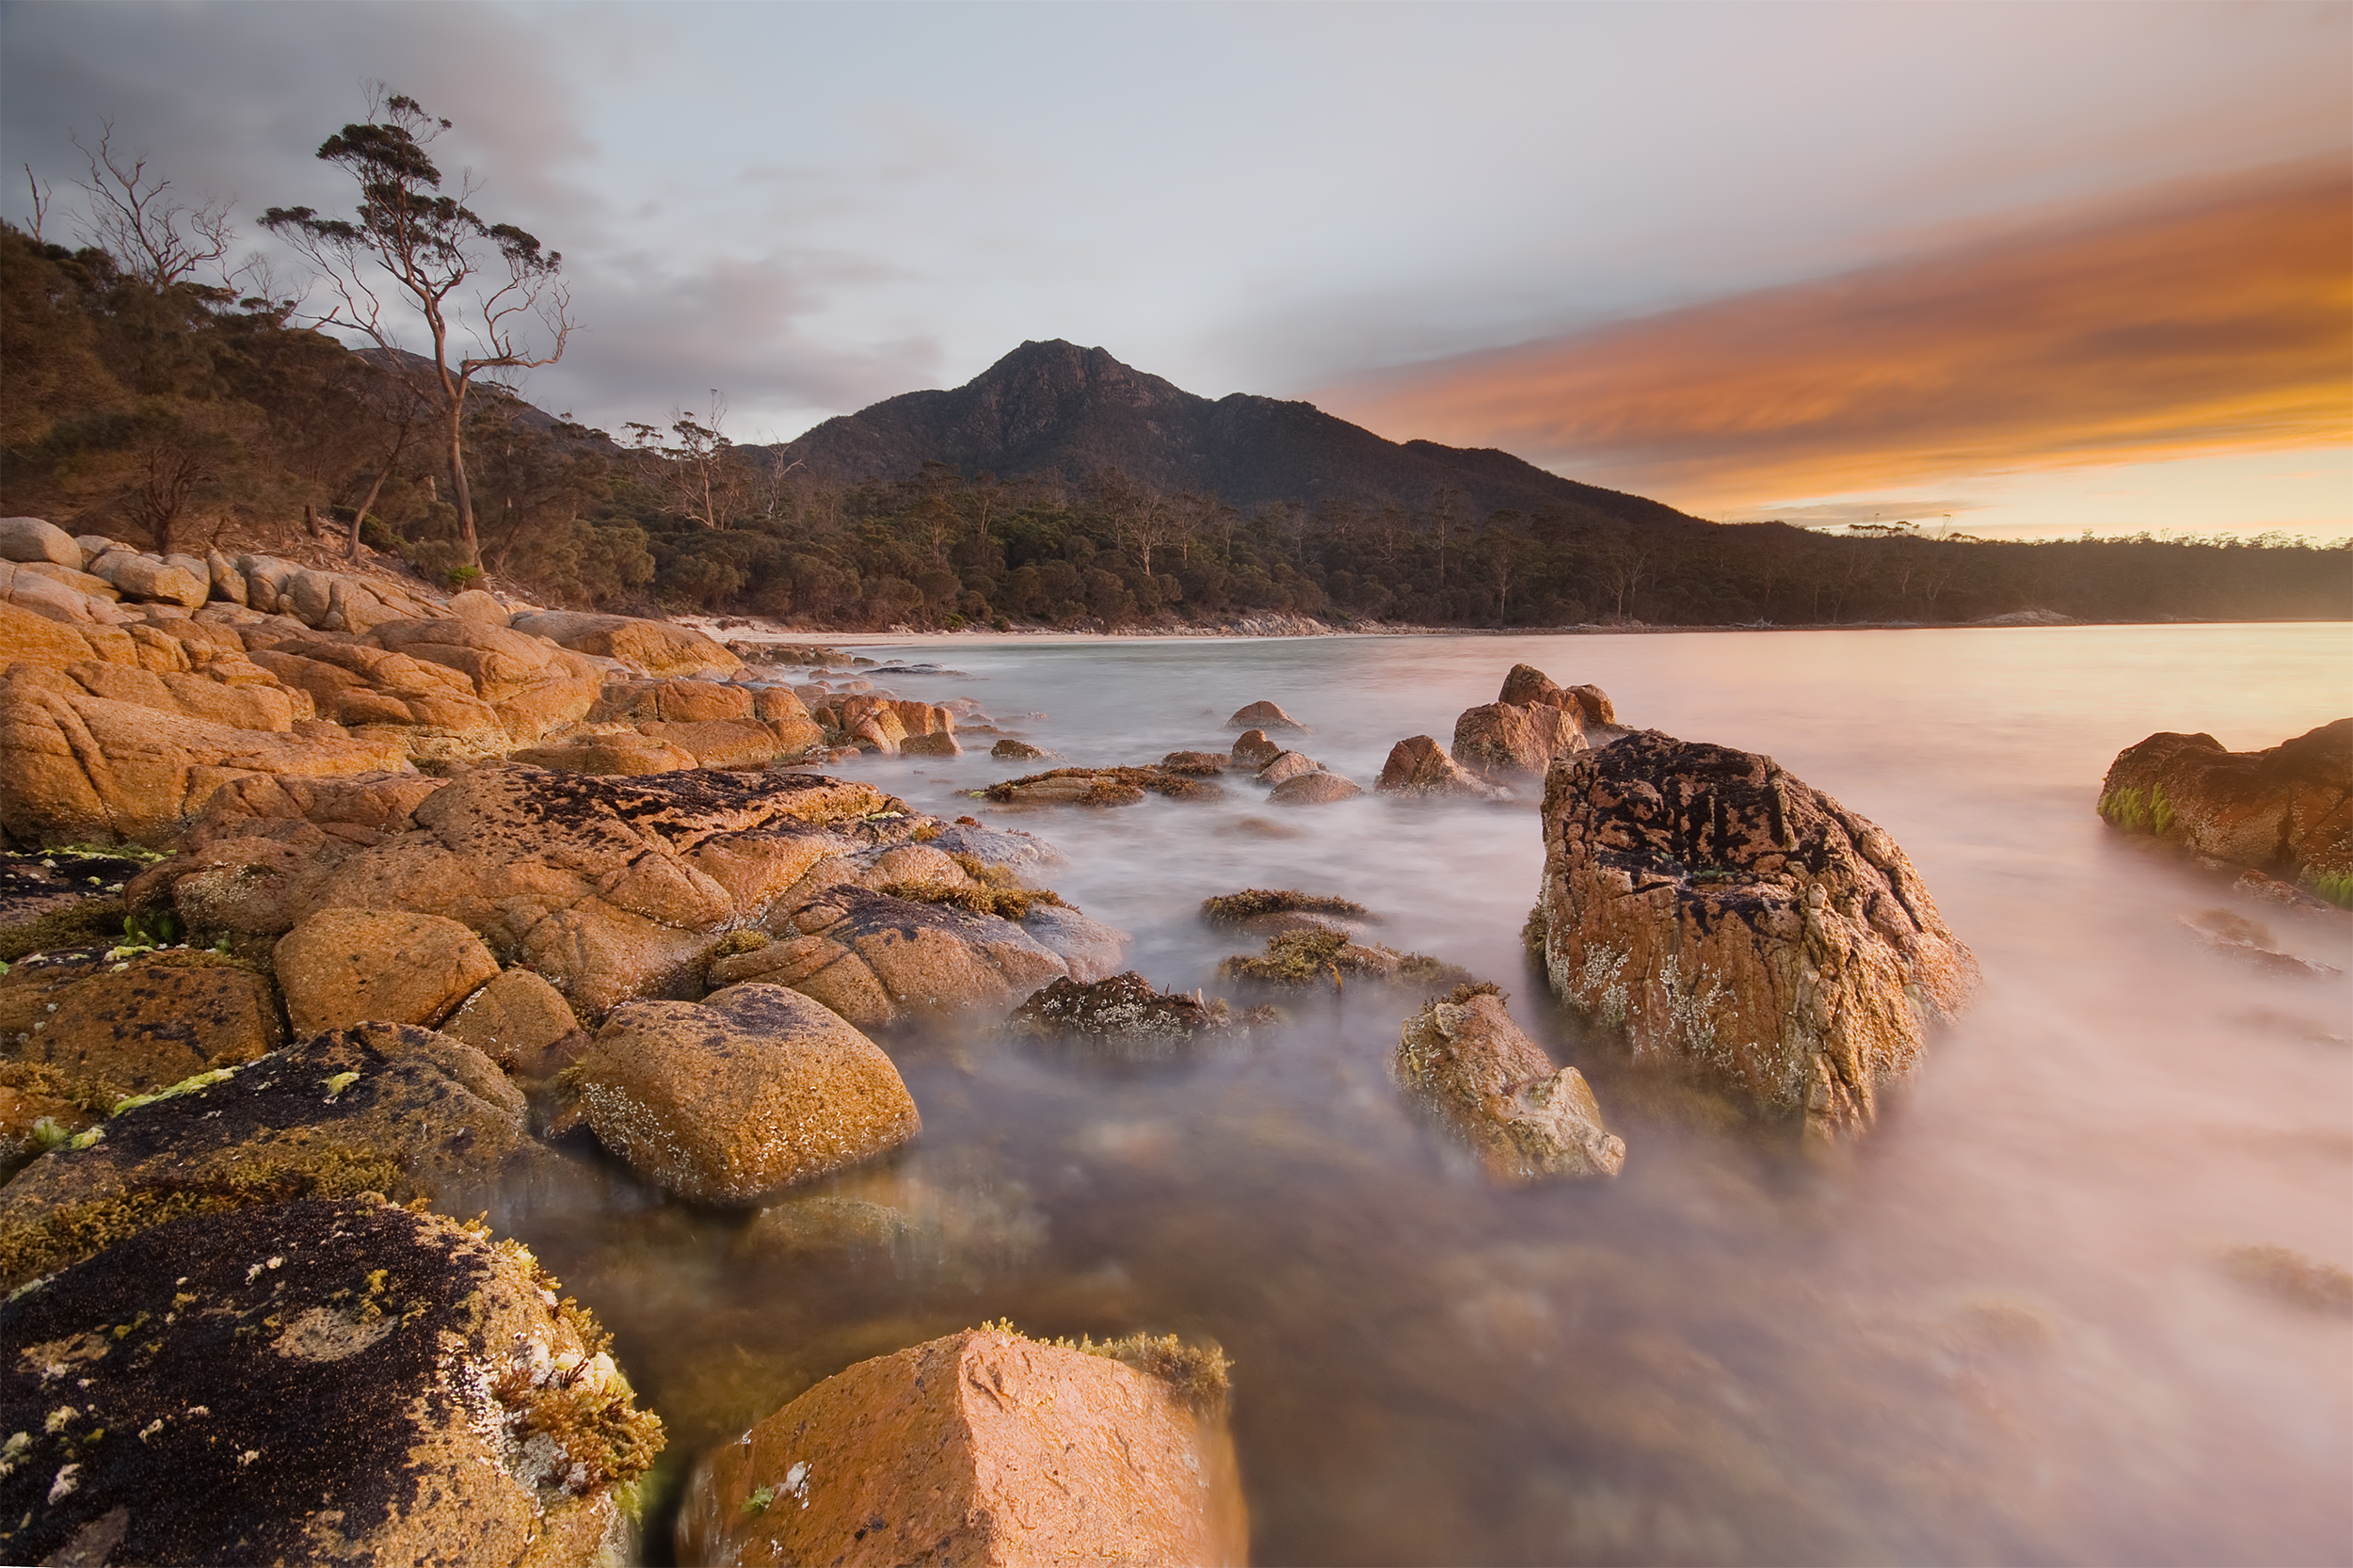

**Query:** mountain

left=769, top=340, right=1705, bottom=529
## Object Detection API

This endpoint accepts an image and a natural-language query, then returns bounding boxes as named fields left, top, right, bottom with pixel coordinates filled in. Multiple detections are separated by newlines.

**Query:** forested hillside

left=4, top=220, right=2344, bottom=632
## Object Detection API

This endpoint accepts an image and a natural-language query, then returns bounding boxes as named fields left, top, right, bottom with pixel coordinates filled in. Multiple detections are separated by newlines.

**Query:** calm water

left=508, top=625, right=2353, bottom=1565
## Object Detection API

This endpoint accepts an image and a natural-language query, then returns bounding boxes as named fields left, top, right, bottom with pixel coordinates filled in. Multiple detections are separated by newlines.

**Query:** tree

left=69, top=121, right=236, bottom=294
left=627, top=394, right=750, bottom=531
left=264, top=89, right=572, bottom=570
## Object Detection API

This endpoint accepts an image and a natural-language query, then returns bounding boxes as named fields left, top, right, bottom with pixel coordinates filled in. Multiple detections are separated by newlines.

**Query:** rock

left=445, top=586, right=509, bottom=624
left=2233, top=869, right=2336, bottom=911
left=0, top=849, right=141, bottom=958
left=984, top=765, right=1223, bottom=808
left=1394, top=984, right=1625, bottom=1181
left=1219, top=927, right=1468, bottom=988
left=72, top=535, right=116, bottom=568
left=1, top=562, right=120, bottom=626
left=627, top=716, right=792, bottom=769
left=1008, top=972, right=1260, bottom=1050
left=1269, top=771, right=1363, bottom=806
left=0, top=1195, right=660, bottom=1567
left=202, top=548, right=246, bottom=606
left=900, top=729, right=961, bottom=757
left=2177, top=908, right=2342, bottom=977
left=1451, top=700, right=1585, bottom=783
left=1228, top=699, right=1305, bottom=730
left=0, top=600, right=130, bottom=667
left=1018, top=904, right=1130, bottom=982
left=728, top=886, right=1076, bottom=1027
left=1230, top=728, right=1282, bottom=767
left=0, top=517, right=82, bottom=568
left=1198, top=888, right=1371, bottom=936
left=921, top=821, right=1065, bottom=872
left=0, top=663, right=411, bottom=848
left=274, top=907, right=503, bottom=1038
left=144, top=764, right=894, bottom=1017
left=2099, top=720, right=2351, bottom=898
left=1160, top=749, right=1228, bottom=775
left=0, top=950, right=283, bottom=1103
left=88, top=552, right=209, bottom=609
left=1255, top=749, right=1322, bottom=786
left=508, top=730, right=700, bottom=776
left=507, top=610, right=741, bottom=678
left=1495, top=664, right=1617, bottom=728
left=992, top=737, right=1056, bottom=760
left=1535, top=731, right=1979, bottom=1144
left=676, top=1326, right=1244, bottom=1568
left=577, top=983, right=920, bottom=1204
left=1378, top=734, right=1506, bottom=798
left=589, top=676, right=753, bottom=725
left=0, top=1024, right=535, bottom=1289
left=440, top=968, right=584, bottom=1077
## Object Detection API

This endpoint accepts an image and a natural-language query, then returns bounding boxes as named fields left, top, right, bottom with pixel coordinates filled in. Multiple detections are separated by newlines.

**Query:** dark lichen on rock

left=0, top=1196, right=662, bottom=1566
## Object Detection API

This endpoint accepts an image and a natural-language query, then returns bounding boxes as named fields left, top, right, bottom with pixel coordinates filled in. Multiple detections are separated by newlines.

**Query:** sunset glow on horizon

left=1321, top=161, right=2352, bottom=538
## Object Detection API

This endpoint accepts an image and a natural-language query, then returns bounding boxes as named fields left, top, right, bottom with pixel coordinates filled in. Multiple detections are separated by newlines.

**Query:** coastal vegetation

left=3, top=184, right=2344, bottom=631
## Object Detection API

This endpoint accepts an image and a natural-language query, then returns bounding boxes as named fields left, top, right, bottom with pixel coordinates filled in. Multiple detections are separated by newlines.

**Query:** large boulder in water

left=1534, top=731, right=1978, bottom=1145
left=576, top=983, right=920, bottom=1204
left=1394, top=984, right=1625, bottom=1181
left=0, top=1195, right=660, bottom=1567
left=2098, top=719, right=2351, bottom=898
left=676, top=1325, right=1245, bottom=1568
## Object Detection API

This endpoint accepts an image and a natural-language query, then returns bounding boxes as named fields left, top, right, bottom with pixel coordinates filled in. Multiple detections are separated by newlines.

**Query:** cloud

left=1318, top=161, right=2353, bottom=515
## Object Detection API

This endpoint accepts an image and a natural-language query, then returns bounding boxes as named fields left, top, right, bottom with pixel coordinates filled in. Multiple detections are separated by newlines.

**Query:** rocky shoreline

left=0, top=510, right=2343, bottom=1564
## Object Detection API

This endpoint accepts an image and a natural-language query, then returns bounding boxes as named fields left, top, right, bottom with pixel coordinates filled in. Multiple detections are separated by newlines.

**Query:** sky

left=2, top=0, right=2345, bottom=540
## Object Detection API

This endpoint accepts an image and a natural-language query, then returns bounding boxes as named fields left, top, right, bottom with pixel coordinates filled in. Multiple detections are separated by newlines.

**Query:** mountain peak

left=776, top=344, right=1701, bottom=530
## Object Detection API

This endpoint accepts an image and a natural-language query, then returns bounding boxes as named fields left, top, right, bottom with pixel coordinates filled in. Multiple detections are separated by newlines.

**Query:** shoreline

left=683, top=612, right=2348, bottom=648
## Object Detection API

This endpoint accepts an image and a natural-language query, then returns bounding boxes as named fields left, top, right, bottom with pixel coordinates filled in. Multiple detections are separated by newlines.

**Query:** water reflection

left=510, top=626, right=2351, bottom=1564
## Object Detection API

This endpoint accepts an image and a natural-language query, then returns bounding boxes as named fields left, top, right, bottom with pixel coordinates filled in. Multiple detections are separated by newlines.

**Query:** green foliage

left=2302, top=869, right=2353, bottom=909
left=878, top=877, right=1066, bottom=920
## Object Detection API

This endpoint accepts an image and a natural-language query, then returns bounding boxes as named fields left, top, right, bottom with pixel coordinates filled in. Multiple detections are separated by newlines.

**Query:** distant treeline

left=5, top=221, right=2344, bottom=630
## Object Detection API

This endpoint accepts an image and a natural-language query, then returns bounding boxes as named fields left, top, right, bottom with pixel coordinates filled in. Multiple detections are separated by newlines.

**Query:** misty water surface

left=504, top=624, right=2352, bottom=1566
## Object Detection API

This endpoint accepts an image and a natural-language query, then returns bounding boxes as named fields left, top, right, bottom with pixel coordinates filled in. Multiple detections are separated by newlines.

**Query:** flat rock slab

left=0, top=1196, right=658, bottom=1567
left=677, top=1327, right=1246, bottom=1567
left=579, top=983, right=919, bottom=1204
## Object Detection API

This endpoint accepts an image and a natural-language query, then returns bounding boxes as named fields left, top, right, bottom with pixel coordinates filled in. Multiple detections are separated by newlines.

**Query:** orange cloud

left=1321, top=161, right=2352, bottom=514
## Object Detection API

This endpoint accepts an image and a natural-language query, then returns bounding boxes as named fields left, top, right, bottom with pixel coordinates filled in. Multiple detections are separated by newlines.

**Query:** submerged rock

left=0, top=1196, right=661, bottom=1566
left=733, top=885, right=1077, bottom=1027
left=2177, top=908, right=2343, bottom=978
left=1220, top=926, right=1469, bottom=989
left=1227, top=698, right=1305, bottom=730
left=991, top=737, right=1056, bottom=760
left=1535, top=730, right=1978, bottom=1145
left=1270, top=771, right=1364, bottom=806
left=577, top=983, right=920, bottom=1205
left=984, top=764, right=1223, bottom=808
left=1008, top=972, right=1269, bottom=1050
left=1395, top=984, right=1625, bottom=1181
left=1199, top=888, right=1372, bottom=936
left=676, top=1326, right=1245, bottom=1568
left=2099, top=720, right=2351, bottom=902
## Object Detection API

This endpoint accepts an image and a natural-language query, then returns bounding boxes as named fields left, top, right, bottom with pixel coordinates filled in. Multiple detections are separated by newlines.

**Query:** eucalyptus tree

left=264, top=89, right=572, bottom=570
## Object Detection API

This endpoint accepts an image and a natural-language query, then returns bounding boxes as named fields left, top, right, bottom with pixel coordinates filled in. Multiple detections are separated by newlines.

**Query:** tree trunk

left=444, top=400, right=481, bottom=568
left=348, top=472, right=389, bottom=563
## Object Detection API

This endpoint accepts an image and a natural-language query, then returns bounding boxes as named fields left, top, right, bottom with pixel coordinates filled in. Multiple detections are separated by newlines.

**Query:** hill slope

left=769, top=340, right=1704, bottom=528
